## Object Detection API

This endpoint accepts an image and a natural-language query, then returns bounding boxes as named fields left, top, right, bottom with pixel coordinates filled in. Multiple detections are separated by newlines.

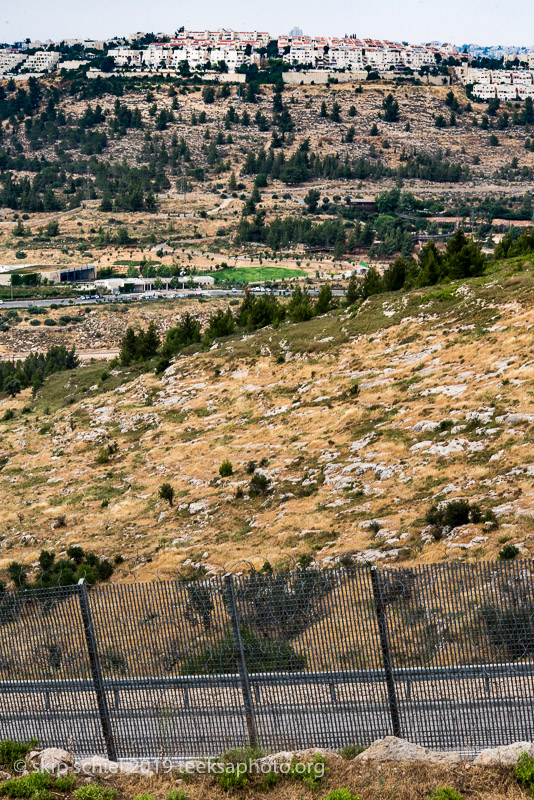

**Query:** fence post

left=77, top=578, right=117, bottom=761
left=370, top=566, right=401, bottom=737
left=224, top=573, right=258, bottom=748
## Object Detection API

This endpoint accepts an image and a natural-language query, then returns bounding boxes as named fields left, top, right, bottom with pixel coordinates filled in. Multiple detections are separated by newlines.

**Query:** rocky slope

left=1, top=257, right=534, bottom=582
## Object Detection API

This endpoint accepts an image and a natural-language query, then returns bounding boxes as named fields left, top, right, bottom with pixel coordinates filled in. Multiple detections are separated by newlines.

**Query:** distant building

left=0, top=51, right=27, bottom=74
left=23, top=51, right=60, bottom=72
left=290, top=27, right=303, bottom=37
left=57, top=265, right=96, bottom=283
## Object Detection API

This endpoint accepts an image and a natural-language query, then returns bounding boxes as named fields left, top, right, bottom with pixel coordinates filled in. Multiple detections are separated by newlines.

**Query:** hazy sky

left=1, top=0, right=533, bottom=47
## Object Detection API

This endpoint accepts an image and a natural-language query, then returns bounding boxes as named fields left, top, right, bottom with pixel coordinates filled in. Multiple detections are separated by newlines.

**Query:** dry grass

left=83, top=761, right=529, bottom=800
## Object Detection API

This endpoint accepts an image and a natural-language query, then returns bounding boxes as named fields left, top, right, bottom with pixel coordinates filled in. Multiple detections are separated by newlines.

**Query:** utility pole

left=86, top=165, right=91, bottom=204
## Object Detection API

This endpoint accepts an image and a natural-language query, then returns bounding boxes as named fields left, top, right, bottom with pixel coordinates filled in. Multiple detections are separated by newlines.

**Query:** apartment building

left=23, top=51, right=60, bottom=72
left=472, top=84, right=497, bottom=100
left=107, top=47, right=143, bottom=67
left=143, top=43, right=173, bottom=68
left=0, top=51, right=27, bottom=74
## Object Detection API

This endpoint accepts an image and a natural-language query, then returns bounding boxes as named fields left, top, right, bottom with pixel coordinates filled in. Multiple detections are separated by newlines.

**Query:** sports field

left=210, top=266, right=306, bottom=283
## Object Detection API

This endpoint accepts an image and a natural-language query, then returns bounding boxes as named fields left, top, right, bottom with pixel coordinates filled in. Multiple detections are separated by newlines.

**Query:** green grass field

left=209, top=266, right=307, bottom=283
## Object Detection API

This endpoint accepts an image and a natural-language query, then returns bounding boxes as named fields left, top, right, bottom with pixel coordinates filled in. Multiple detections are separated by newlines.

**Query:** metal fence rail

left=1, top=562, right=534, bottom=758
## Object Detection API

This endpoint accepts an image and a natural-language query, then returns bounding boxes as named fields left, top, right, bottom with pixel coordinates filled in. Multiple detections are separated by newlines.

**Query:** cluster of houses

left=0, top=29, right=460, bottom=78
left=3, top=29, right=534, bottom=91
left=106, top=32, right=458, bottom=74
left=456, top=64, right=534, bottom=101
left=0, top=49, right=60, bottom=75
left=278, top=35, right=457, bottom=71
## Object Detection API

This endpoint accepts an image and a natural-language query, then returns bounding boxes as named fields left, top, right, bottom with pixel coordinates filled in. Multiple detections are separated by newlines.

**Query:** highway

left=2, top=665, right=534, bottom=760
left=0, top=287, right=346, bottom=310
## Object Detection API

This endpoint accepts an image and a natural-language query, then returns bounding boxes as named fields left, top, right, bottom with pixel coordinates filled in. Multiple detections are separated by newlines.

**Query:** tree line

left=0, top=345, right=78, bottom=397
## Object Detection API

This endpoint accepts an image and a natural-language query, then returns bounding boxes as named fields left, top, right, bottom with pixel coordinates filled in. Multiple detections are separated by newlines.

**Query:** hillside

left=1, top=255, right=533, bottom=583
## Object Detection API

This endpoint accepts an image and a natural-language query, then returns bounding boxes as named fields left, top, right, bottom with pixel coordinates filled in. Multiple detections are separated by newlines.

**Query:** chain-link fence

left=1, top=561, right=534, bottom=759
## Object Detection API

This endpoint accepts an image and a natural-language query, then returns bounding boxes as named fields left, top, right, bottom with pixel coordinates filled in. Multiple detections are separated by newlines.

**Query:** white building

left=472, top=84, right=497, bottom=100
left=108, top=47, right=143, bottom=67
left=496, top=84, right=518, bottom=100
left=23, top=51, right=60, bottom=72
left=0, top=51, right=27, bottom=74
left=143, top=44, right=173, bottom=68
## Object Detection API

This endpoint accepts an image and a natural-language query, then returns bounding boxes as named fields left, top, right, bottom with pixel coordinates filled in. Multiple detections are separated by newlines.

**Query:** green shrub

left=424, top=789, right=465, bottom=800
left=290, top=753, right=328, bottom=789
left=338, top=744, right=367, bottom=760
left=515, top=751, right=534, bottom=792
left=498, top=544, right=519, bottom=560
left=1, top=409, right=15, bottom=422
left=0, top=771, right=51, bottom=798
left=166, top=790, right=189, bottom=800
left=133, top=795, right=155, bottom=800
left=249, top=473, right=270, bottom=496
left=182, top=627, right=305, bottom=674
left=96, top=448, right=110, bottom=465
left=52, top=775, right=76, bottom=792
left=321, top=790, right=361, bottom=800
left=73, top=785, right=117, bottom=800
left=217, top=765, right=248, bottom=791
left=259, top=770, right=279, bottom=789
left=219, top=460, right=233, bottom=477
left=159, top=482, right=175, bottom=507
left=0, top=737, right=38, bottom=769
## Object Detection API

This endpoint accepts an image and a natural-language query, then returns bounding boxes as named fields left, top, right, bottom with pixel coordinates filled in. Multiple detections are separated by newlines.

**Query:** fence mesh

left=1, top=562, right=534, bottom=759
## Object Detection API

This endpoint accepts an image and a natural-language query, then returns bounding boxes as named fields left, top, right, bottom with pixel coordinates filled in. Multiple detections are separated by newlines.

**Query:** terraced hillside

left=1, top=256, right=534, bottom=583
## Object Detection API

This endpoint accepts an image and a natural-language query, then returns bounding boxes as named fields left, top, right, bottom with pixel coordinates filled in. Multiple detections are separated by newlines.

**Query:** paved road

left=3, top=680, right=534, bottom=760
left=0, top=288, right=344, bottom=310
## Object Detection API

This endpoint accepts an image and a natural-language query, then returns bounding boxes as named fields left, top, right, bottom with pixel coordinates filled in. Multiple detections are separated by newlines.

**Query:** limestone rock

left=29, top=748, right=74, bottom=772
left=474, top=742, right=534, bottom=766
left=355, top=736, right=462, bottom=763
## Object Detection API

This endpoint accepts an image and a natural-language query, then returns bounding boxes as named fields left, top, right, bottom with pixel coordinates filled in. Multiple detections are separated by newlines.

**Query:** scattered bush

left=219, top=460, right=233, bottom=478
left=0, top=737, right=38, bottom=769
left=6, top=547, right=114, bottom=591
left=182, top=627, right=306, bottom=675
left=338, top=744, right=367, bottom=760
left=159, top=482, right=175, bottom=507
left=516, top=751, right=534, bottom=793
left=166, top=791, right=188, bottom=800
left=321, top=790, right=362, bottom=800
left=424, top=789, right=465, bottom=800
left=0, top=771, right=51, bottom=799
left=53, top=775, right=76, bottom=792
left=480, top=603, right=534, bottom=660
left=249, top=473, right=270, bottom=496
left=425, top=500, right=484, bottom=537
left=290, top=753, right=328, bottom=789
left=499, top=544, right=519, bottom=560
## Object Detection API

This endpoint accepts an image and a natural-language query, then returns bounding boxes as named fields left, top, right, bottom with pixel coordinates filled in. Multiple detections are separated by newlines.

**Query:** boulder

left=355, top=736, right=462, bottom=763
left=78, top=755, right=154, bottom=777
left=29, top=748, right=73, bottom=773
left=474, top=742, right=534, bottom=766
